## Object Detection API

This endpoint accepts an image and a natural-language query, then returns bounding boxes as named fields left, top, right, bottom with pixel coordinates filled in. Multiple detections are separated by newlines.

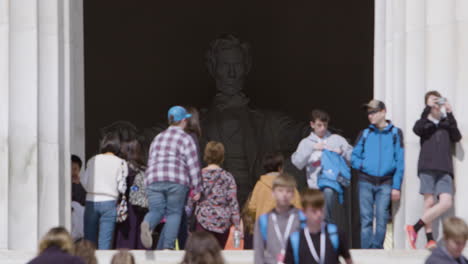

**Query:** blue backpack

left=289, top=224, right=340, bottom=264
left=258, top=211, right=339, bottom=264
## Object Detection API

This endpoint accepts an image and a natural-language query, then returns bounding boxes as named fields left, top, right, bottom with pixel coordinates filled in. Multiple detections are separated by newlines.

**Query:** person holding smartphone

left=406, top=91, right=462, bottom=250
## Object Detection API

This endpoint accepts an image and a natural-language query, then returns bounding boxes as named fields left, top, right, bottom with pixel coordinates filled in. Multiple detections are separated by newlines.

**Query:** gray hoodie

left=426, top=245, right=468, bottom=264
left=291, top=131, right=352, bottom=189
left=254, top=208, right=303, bottom=264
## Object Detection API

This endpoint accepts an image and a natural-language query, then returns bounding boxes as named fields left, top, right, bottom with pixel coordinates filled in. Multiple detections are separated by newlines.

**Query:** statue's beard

left=213, top=88, right=249, bottom=110
left=215, top=79, right=244, bottom=96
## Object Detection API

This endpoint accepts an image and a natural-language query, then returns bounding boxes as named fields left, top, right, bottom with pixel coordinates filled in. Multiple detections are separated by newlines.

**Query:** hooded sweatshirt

left=291, top=131, right=353, bottom=189
left=425, top=245, right=468, bottom=264
left=248, top=172, right=302, bottom=221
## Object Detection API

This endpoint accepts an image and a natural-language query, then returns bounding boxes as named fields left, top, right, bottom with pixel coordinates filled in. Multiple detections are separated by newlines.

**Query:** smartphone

left=437, top=97, right=447, bottom=105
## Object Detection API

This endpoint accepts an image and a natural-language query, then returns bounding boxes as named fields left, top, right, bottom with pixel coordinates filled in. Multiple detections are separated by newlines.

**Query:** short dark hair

left=310, top=109, right=330, bottom=123
left=424, top=90, right=442, bottom=105
left=168, top=116, right=183, bottom=126
left=71, top=154, right=82, bottom=168
left=120, top=139, right=145, bottom=167
left=262, top=152, right=284, bottom=173
left=99, top=132, right=121, bottom=155
left=204, top=141, right=225, bottom=165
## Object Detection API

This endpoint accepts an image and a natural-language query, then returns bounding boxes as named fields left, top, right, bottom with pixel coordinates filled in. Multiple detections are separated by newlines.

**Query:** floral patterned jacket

left=187, top=167, right=240, bottom=233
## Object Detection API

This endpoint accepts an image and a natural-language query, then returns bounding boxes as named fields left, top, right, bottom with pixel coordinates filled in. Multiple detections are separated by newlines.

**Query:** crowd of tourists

left=28, top=90, right=468, bottom=264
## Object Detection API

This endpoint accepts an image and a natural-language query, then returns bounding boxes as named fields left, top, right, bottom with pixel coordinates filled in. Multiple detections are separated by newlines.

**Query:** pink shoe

left=405, top=225, right=417, bottom=249
left=425, top=240, right=437, bottom=250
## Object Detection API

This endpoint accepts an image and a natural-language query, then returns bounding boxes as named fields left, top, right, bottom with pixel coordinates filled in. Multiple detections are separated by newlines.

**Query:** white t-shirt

left=71, top=201, right=84, bottom=241
left=83, top=154, right=128, bottom=202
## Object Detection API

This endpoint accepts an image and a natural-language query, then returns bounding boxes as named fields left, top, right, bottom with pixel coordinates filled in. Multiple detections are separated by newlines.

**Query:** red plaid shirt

left=145, top=126, right=201, bottom=193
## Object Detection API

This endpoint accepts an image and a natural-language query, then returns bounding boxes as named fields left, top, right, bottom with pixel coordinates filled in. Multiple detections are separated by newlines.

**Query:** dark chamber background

left=84, top=0, right=374, bottom=247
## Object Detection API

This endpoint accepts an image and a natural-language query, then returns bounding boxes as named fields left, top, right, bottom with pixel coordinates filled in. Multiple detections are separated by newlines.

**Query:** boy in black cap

left=351, top=100, right=404, bottom=249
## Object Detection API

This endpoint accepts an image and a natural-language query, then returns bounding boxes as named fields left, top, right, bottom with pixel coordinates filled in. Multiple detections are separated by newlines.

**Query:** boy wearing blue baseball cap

left=140, top=106, right=202, bottom=249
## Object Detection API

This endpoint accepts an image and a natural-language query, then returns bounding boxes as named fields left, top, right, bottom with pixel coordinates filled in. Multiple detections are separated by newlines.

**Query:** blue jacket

left=318, top=150, right=351, bottom=204
left=351, top=122, right=404, bottom=190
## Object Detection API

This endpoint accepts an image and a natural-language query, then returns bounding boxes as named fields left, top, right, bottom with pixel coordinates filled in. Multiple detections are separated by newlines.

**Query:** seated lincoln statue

left=200, top=34, right=307, bottom=204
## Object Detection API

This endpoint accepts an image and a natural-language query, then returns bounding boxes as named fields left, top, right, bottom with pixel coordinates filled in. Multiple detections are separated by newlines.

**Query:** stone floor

left=0, top=249, right=439, bottom=264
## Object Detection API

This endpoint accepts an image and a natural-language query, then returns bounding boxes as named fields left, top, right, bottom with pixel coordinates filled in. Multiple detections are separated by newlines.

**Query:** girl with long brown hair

left=181, top=231, right=225, bottom=264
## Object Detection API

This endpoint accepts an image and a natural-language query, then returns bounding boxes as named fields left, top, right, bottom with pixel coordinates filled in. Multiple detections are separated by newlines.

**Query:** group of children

left=253, top=90, right=464, bottom=263
left=253, top=173, right=352, bottom=264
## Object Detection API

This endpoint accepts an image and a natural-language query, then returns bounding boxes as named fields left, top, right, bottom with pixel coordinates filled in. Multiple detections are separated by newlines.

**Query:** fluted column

left=453, top=0, right=468, bottom=222
left=8, top=0, right=40, bottom=250
left=0, top=0, right=84, bottom=250
left=0, top=0, right=9, bottom=250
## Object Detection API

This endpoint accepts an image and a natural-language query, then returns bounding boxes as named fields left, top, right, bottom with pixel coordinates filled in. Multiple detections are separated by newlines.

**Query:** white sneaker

left=140, top=222, right=153, bottom=249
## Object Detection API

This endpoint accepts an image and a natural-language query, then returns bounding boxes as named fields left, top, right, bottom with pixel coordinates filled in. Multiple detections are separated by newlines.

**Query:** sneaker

left=140, top=221, right=153, bottom=249
left=405, top=225, right=417, bottom=249
left=425, top=240, right=437, bottom=250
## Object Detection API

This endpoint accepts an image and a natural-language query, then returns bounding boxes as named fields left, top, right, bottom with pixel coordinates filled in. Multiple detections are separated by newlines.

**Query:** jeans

left=143, top=181, right=189, bottom=249
left=157, top=208, right=189, bottom=249
left=323, top=187, right=335, bottom=224
left=359, top=180, right=392, bottom=249
left=84, top=200, right=117, bottom=249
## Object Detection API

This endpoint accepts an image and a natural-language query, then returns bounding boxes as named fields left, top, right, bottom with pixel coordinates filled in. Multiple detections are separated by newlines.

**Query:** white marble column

left=68, top=0, right=85, bottom=163
left=8, top=0, right=40, bottom=250
left=0, top=0, right=84, bottom=250
left=375, top=0, right=468, bottom=249
left=0, top=0, right=9, bottom=250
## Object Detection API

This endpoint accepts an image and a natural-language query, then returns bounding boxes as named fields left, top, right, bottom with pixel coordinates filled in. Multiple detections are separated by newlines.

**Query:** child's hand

left=314, top=142, right=326, bottom=150
left=391, top=189, right=401, bottom=201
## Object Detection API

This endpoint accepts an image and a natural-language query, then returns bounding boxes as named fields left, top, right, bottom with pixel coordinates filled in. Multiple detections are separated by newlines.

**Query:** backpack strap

left=298, top=210, right=307, bottom=229
left=259, top=213, right=269, bottom=243
left=361, top=128, right=370, bottom=143
left=391, top=126, right=401, bottom=162
left=391, top=126, right=399, bottom=145
left=359, top=128, right=370, bottom=169
left=290, top=231, right=300, bottom=264
left=327, top=223, right=339, bottom=252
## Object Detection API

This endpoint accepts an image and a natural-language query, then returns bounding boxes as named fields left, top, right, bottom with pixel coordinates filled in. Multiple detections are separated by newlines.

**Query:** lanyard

left=304, top=224, right=326, bottom=264
left=271, top=213, right=295, bottom=250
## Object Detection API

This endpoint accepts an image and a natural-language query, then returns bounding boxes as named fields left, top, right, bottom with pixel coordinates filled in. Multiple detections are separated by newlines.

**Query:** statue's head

left=206, top=34, right=252, bottom=96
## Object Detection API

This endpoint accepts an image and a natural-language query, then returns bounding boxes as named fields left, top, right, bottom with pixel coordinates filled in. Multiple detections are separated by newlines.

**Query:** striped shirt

left=145, top=126, right=201, bottom=192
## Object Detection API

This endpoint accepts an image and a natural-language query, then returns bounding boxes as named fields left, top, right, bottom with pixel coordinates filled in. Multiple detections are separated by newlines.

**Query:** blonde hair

left=181, top=231, right=225, bottom=264
left=74, top=240, right=97, bottom=264
left=272, top=173, right=297, bottom=190
left=301, top=189, right=325, bottom=209
left=443, top=217, right=468, bottom=241
left=111, top=250, right=135, bottom=264
left=204, top=141, right=225, bottom=165
left=38, top=227, right=74, bottom=255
